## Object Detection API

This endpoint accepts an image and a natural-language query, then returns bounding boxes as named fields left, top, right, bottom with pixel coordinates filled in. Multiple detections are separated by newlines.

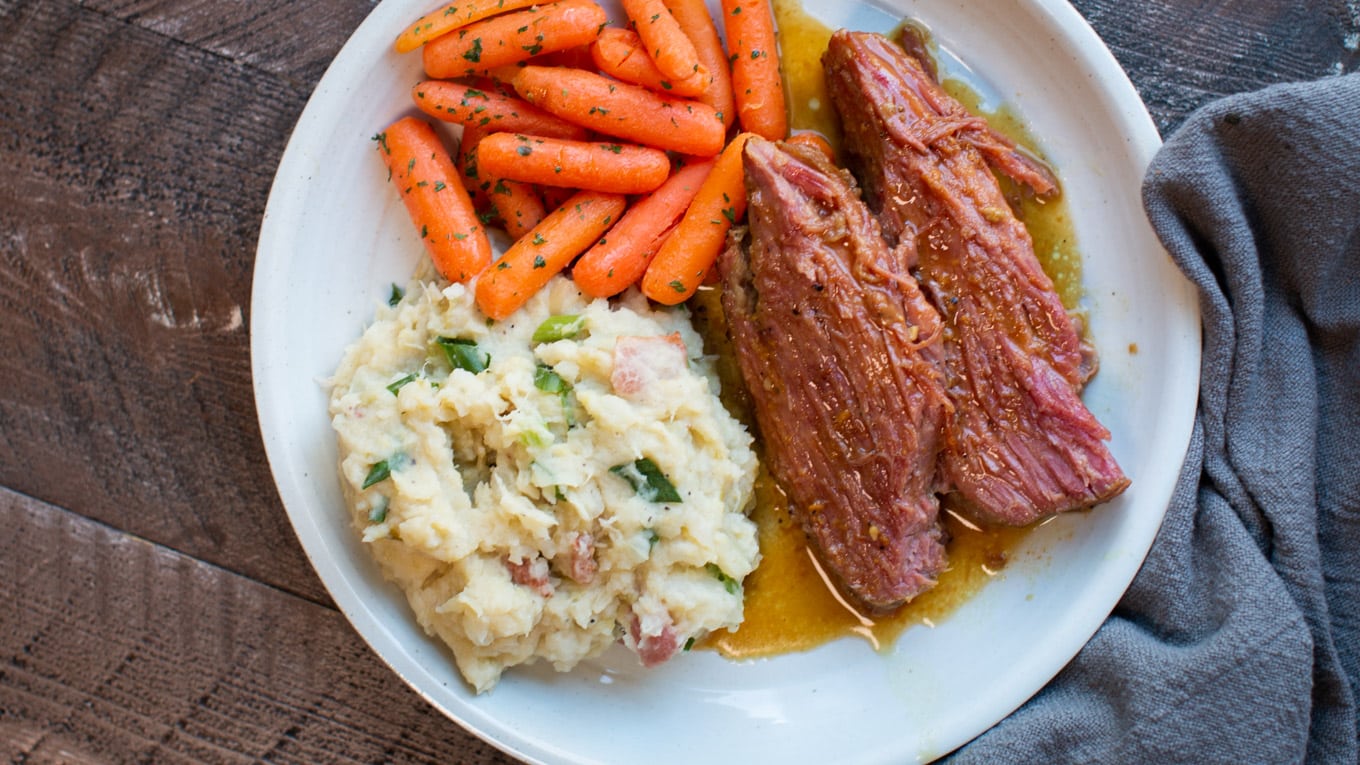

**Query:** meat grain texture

left=824, top=29, right=1130, bottom=526
left=718, top=138, right=951, bottom=611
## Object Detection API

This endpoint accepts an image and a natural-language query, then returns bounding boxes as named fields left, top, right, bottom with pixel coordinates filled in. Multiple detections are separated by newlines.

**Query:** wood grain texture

left=1073, top=0, right=1360, bottom=134
left=0, top=486, right=515, bottom=765
left=0, top=0, right=328, bottom=603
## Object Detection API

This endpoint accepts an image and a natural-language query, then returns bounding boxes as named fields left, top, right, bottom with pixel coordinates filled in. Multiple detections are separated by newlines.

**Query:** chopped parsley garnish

left=436, top=336, right=490, bottom=373
left=610, top=457, right=681, bottom=503
left=386, top=373, right=417, bottom=395
left=532, top=314, right=585, bottom=342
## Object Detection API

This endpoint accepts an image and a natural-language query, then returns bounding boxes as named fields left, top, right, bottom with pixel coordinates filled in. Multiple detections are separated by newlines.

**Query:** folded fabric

left=952, top=73, right=1360, bottom=763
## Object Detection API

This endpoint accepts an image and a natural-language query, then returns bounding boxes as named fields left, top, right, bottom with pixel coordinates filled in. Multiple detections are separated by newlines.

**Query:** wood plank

left=1073, top=0, right=1360, bottom=134
left=0, top=486, right=515, bottom=764
left=0, top=0, right=326, bottom=601
left=82, top=0, right=377, bottom=87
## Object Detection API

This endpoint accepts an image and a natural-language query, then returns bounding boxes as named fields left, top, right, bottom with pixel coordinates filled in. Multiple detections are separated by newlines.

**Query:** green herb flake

left=463, top=38, right=483, bottom=62
left=668, top=279, right=686, bottom=293
left=705, top=563, right=740, bottom=594
left=436, top=336, right=490, bottom=373
left=368, top=498, right=389, bottom=524
left=721, top=206, right=737, bottom=224
left=532, top=314, right=585, bottom=343
left=534, top=364, right=571, bottom=394
left=387, top=283, right=405, bottom=307
left=386, top=373, right=417, bottom=395
left=601, top=143, right=623, bottom=154
left=433, top=180, right=447, bottom=192
left=531, top=232, right=547, bottom=245
left=517, top=145, right=533, bottom=156
left=362, top=460, right=392, bottom=489
left=533, top=254, right=547, bottom=268
left=683, top=636, right=696, bottom=651
left=610, top=457, right=682, bottom=503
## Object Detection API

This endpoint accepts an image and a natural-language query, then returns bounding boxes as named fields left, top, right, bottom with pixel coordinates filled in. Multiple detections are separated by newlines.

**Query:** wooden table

left=1, top=1, right=1354, bottom=761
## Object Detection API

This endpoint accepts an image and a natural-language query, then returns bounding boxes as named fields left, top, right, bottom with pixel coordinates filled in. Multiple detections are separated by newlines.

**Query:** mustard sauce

left=691, top=8, right=1085, bottom=659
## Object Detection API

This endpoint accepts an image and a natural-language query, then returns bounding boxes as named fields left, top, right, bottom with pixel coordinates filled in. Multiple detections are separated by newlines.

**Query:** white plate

left=251, top=0, right=1199, bottom=762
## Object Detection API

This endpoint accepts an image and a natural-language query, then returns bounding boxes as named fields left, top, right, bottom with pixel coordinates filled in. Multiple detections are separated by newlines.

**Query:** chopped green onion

left=683, top=636, right=696, bottom=651
left=610, top=457, right=681, bottom=503
left=532, top=314, right=585, bottom=343
left=388, top=283, right=405, bottom=307
left=533, top=365, right=570, bottom=394
left=644, top=528, right=660, bottom=549
left=386, top=373, right=417, bottom=395
left=437, top=336, right=490, bottom=373
left=362, top=460, right=391, bottom=489
left=368, top=498, right=389, bottom=524
left=705, top=563, right=740, bottom=595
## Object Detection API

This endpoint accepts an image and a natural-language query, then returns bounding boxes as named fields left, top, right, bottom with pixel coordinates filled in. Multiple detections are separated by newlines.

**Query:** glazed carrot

left=486, top=174, right=547, bottom=240
left=573, top=158, right=713, bottom=297
left=590, top=28, right=706, bottom=97
left=641, top=133, right=752, bottom=303
left=475, top=191, right=627, bottom=319
left=413, top=81, right=591, bottom=140
left=786, top=131, right=835, bottom=163
left=512, top=66, right=726, bottom=156
left=620, top=0, right=705, bottom=83
left=721, top=0, right=787, bottom=140
left=540, top=185, right=577, bottom=210
left=393, top=0, right=541, bottom=53
left=423, top=0, right=609, bottom=79
left=456, top=124, right=492, bottom=200
left=376, top=116, right=492, bottom=283
left=663, top=0, right=736, bottom=129
left=476, top=133, right=671, bottom=194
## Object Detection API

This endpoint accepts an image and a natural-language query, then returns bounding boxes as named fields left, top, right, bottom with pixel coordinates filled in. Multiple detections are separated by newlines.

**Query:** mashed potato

left=328, top=275, right=759, bottom=693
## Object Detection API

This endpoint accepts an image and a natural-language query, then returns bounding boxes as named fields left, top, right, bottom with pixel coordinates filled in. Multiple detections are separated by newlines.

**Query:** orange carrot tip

left=511, top=65, right=726, bottom=156
left=721, top=0, right=788, bottom=140
left=572, top=158, right=713, bottom=298
left=475, top=190, right=627, bottom=320
left=640, top=133, right=753, bottom=304
left=620, top=0, right=707, bottom=83
left=412, top=80, right=591, bottom=140
left=394, top=0, right=542, bottom=54
left=590, top=28, right=707, bottom=98
left=785, top=131, right=836, bottom=163
left=476, top=133, right=671, bottom=194
left=375, top=116, right=492, bottom=283
left=422, top=0, right=609, bottom=79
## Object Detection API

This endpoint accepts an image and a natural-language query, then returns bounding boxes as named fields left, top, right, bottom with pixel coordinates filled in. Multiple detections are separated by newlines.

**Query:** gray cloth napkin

left=953, top=73, right=1360, bottom=763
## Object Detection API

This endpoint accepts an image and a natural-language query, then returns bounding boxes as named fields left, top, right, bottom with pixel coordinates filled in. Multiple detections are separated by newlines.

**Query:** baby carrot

left=413, top=81, right=591, bottom=140
left=376, top=116, right=492, bottom=283
left=572, top=158, right=714, bottom=297
left=393, top=0, right=541, bottom=53
left=663, top=0, right=736, bottom=129
left=590, top=28, right=707, bottom=97
left=512, top=66, right=726, bottom=156
left=786, top=131, right=835, bottom=163
left=620, top=0, right=706, bottom=83
left=721, top=0, right=787, bottom=140
left=641, top=133, right=752, bottom=304
left=540, top=185, right=577, bottom=210
left=476, top=133, right=671, bottom=194
left=486, top=173, right=546, bottom=240
left=422, top=0, right=609, bottom=79
left=475, top=190, right=627, bottom=319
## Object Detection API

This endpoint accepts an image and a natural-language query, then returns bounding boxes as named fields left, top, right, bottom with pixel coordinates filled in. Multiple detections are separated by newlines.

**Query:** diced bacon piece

left=506, top=555, right=554, bottom=597
left=610, top=333, right=688, bottom=397
left=566, top=532, right=597, bottom=585
left=628, top=612, right=680, bottom=667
